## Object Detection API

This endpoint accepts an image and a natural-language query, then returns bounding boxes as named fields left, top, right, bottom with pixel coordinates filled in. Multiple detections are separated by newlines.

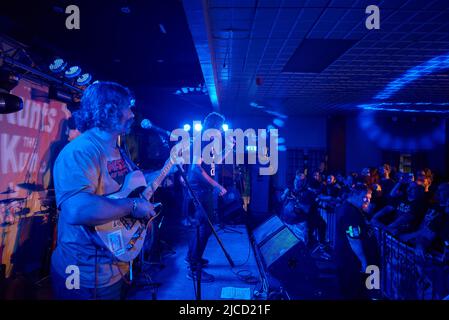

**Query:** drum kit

left=0, top=183, right=58, bottom=281
left=0, top=183, right=56, bottom=226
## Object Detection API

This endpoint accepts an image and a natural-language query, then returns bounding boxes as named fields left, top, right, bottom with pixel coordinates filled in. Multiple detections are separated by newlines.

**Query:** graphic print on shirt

left=107, top=158, right=129, bottom=185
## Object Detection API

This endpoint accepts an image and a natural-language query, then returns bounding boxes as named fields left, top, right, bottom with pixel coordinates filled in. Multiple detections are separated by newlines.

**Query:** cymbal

left=17, top=183, right=46, bottom=192
left=0, top=198, right=26, bottom=204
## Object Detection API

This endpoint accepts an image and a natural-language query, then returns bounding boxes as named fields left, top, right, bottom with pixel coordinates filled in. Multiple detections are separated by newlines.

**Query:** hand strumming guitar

left=130, top=198, right=157, bottom=219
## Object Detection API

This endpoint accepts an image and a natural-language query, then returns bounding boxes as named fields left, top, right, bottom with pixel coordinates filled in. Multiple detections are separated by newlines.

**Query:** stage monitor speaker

left=259, top=226, right=304, bottom=271
left=253, top=215, right=284, bottom=246
left=253, top=216, right=319, bottom=297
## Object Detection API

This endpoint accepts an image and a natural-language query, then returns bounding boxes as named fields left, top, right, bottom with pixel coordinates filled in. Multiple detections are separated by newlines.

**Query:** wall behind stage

left=0, top=79, right=70, bottom=278
left=346, top=112, right=447, bottom=178
left=231, top=115, right=327, bottom=197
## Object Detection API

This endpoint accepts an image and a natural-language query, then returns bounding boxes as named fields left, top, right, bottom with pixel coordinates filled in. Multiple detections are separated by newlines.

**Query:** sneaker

left=187, top=269, right=215, bottom=283
left=184, top=258, right=209, bottom=267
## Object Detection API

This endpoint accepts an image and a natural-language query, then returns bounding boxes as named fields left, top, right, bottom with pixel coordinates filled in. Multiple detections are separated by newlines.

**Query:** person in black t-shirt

left=280, top=171, right=317, bottom=243
left=371, top=182, right=426, bottom=236
left=400, top=183, right=449, bottom=261
left=334, top=184, right=379, bottom=299
left=373, top=164, right=395, bottom=211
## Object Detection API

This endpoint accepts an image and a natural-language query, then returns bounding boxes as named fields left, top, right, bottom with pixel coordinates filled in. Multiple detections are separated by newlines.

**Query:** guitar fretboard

left=143, top=158, right=175, bottom=200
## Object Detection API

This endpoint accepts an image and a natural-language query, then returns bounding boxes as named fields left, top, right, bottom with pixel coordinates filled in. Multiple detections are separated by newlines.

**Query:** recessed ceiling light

left=121, top=6, right=131, bottom=14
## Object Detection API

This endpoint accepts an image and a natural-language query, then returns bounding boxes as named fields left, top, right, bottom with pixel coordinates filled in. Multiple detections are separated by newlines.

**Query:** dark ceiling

left=2, top=0, right=449, bottom=120
left=194, top=0, right=449, bottom=116
left=0, top=0, right=212, bottom=128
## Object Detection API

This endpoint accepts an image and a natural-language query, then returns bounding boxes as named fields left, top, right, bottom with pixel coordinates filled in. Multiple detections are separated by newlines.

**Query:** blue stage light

left=183, top=124, right=191, bottom=131
left=194, top=123, right=202, bottom=131
left=273, top=118, right=285, bottom=127
left=49, top=58, right=67, bottom=73
left=65, top=66, right=82, bottom=79
left=222, top=123, right=229, bottom=131
left=76, top=73, right=92, bottom=86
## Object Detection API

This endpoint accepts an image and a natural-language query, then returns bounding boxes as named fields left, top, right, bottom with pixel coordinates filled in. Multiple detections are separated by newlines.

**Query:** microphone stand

left=176, top=163, right=235, bottom=300
left=144, top=123, right=235, bottom=298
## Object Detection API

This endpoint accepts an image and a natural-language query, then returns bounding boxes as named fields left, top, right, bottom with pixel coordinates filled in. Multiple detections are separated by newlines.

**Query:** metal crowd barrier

left=374, top=228, right=449, bottom=300
left=318, top=203, right=337, bottom=248
left=319, top=205, right=449, bottom=299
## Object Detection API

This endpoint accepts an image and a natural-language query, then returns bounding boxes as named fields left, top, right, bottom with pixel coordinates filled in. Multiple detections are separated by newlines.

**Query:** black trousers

left=186, top=189, right=214, bottom=270
left=336, top=265, right=369, bottom=300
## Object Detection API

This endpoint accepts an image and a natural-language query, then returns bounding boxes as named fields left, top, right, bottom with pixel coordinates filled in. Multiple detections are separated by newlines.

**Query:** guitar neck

left=142, top=158, right=175, bottom=200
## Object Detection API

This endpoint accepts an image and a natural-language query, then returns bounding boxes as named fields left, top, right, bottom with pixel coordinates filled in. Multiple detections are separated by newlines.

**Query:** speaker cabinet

left=253, top=215, right=318, bottom=297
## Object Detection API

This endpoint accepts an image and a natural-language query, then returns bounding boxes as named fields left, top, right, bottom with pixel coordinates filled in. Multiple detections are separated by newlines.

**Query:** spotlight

left=0, top=92, right=23, bottom=114
left=222, top=123, right=229, bottom=131
left=183, top=124, right=191, bottom=131
left=65, top=66, right=82, bottom=79
left=76, top=73, right=92, bottom=86
left=194, top=123, right=202, bottom=131
left=49, top=58, right=67, bottom=73
left=0, top=70, right=23, bottom=114
left=273, top=118, right=285, bottom=127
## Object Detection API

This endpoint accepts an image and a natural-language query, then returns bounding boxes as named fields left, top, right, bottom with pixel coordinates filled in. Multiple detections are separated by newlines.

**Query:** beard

left=118, top=118, right=134, bottom=134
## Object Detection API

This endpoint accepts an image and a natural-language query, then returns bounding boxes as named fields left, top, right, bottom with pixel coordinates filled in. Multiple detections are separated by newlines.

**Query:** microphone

left=140, top=119, right=171, bottom=136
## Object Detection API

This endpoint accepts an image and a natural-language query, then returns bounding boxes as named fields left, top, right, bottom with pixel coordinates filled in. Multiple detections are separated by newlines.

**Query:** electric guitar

left=94, top=146, right=184, bottom=262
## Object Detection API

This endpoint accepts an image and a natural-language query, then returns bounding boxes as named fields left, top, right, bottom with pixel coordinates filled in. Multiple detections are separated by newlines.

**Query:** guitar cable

left=111, top=210, right=161, bottom=287
left=225, top=228, right=259, bottom=285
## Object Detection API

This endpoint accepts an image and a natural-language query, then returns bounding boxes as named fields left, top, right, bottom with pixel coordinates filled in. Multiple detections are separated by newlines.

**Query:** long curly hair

left=73, top=81, right=134, bottom=132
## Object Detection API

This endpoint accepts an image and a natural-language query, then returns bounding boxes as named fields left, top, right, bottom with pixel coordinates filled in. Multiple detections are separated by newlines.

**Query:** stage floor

left=127, top=224, right=261, bottom=300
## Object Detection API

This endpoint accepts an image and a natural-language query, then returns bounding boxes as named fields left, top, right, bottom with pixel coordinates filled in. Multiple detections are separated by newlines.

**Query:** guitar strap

left=118, top=138, right=140, bottom=172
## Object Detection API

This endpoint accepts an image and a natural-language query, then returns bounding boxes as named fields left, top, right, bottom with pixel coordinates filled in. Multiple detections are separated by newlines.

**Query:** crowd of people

left=279, top=164, right=449, bottom=298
